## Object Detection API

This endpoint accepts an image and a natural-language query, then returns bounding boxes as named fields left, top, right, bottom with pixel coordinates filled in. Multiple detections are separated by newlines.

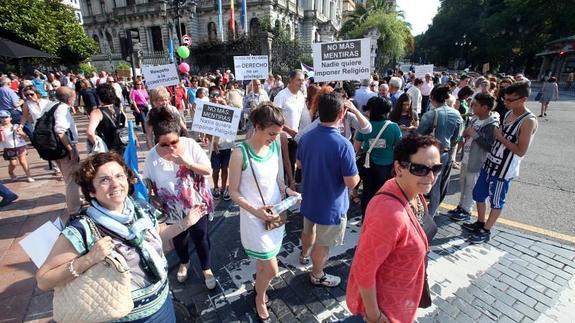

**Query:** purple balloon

left=178, top=62, right=190, bottom=73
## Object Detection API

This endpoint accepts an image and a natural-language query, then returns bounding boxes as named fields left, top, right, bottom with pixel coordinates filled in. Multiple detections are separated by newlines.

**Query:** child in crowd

left=0, top=110, right=34, bottom=182
left=448, top=93, right=499, bottom=221
left=211, top=136, right=234, bottom=200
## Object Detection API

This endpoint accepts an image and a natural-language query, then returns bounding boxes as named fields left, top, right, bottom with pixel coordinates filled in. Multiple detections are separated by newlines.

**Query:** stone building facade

left=80, top=0, right=343, bottom=72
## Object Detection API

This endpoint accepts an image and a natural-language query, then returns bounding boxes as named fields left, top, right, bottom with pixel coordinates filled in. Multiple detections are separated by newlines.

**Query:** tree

left=0, top=0, right=97, bottom=64
left=342, top=9, right=413, bottom=69
left=412, top=0, right=575, bottom=74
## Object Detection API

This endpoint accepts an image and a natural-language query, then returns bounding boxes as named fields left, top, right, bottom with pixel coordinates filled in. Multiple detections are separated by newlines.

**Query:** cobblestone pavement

left=1, top=114, right=574, bottom=322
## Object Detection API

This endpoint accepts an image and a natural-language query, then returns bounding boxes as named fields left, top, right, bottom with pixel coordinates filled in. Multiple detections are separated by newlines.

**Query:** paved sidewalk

left=1, top=115, right=575, bottom=322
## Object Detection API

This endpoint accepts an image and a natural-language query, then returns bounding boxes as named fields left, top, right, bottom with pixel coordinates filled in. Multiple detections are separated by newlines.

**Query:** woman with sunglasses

left=130, top=80, right=150, bottom=130
left=347, top=134, right=441, bottom=323
left=143, top=106, right=216, bottom=290
left=21, top=85, right=62, bottom=178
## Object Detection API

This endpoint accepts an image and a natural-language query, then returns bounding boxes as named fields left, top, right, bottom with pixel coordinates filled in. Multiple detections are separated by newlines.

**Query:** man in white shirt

left=452, top=74, right=470, bottom=98
left=421, top=74, right=434, bottom=115
left=406, top=78, right=423, bottom=120
left=107, top=76, right=124, bottom=104
left=54, top=87, right=81, bottom=215
left=353, top=78, right=377, bottom=114
left=273, top=70, right=306, bottom=178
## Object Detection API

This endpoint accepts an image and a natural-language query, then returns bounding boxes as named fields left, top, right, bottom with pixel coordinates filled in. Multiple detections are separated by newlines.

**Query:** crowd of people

left=0, top=65, right=541, bottom=322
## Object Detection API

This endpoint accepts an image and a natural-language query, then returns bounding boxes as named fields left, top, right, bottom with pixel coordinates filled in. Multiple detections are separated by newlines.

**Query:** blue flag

left=168, top=38, right=174, bottom=64
left=240, top=0, right=247, bottom=32
left=123, top=121, right=149, bottom=201
left=217, top=0, right=224, bottom=41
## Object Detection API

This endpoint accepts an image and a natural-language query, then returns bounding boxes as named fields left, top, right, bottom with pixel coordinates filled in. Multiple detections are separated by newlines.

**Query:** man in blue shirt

left=297, top=92, right=360, bottom=287
left=388, top=76, right=404, bottom=107
left=0, top=77, right=23, bottom=123
left=416, top=84, right=463, bottom=218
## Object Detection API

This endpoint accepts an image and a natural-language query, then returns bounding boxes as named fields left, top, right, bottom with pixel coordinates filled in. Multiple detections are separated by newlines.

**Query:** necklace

left=409, top=195, right=425, bottom=225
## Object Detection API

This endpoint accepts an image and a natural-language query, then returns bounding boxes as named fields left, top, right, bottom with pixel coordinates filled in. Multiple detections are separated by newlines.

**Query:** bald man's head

left=55, top=86, right=75, bottom=105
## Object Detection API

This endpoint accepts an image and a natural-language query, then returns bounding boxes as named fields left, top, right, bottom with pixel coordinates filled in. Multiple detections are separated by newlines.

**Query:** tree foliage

left=339, top=2, right=413, bottom=70
left=412, top=0, right=575, bottom=74
left=0, top=0, right=97, bottom=64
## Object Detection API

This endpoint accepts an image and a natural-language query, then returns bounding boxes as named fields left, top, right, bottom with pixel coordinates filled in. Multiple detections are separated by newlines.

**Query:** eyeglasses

left=24, top=92, right=35, bottom=97
left=96, top=173, right=127, bottom=186
left=159, top=139, right=179, bottom=148
left=503, top=96, right=524, bottom=103
left=0, top=116, right=9, bottom=119
left=400, top=161, right=442, bottom=177
left=135, top=83, right=142, bottom=86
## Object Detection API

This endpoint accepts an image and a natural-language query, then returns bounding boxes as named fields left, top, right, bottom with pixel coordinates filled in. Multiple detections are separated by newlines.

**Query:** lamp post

left=160, top=0, right=198, bottom=46
left=455, top=34, right=472, bottom=70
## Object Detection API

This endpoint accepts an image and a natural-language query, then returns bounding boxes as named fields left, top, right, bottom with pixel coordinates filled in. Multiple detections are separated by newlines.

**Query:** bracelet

left=284, top=186, right=289, bottom=196
left=68, top=259, right=80, bottom=278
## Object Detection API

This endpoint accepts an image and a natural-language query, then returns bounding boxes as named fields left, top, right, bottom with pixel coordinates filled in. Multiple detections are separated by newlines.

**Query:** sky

left=396, top=0, right=441, bottom=36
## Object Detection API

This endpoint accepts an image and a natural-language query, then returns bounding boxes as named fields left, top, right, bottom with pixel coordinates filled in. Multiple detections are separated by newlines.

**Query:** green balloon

left=177, top=46, right=190, bottom=59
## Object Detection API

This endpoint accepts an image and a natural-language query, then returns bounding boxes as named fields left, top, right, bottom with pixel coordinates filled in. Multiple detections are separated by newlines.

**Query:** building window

left=127, top=0, right=135, bottom=5
left=249, top=18, right=260, bottom=36
left=180, top=23, right=186, bottom=36
left=93, top=35, right=101, bottom=53
left=86, top=0, right=93, bottom=15
left=208, top=22, right=217, bottom=41
left=150, top=26, right=163, bottom=51
left=105, top=31, right=114, bottom=51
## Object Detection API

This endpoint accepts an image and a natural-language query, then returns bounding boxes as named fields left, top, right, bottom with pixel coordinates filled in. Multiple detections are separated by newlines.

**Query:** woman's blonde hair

left=150, top=86, right=170, bottom=102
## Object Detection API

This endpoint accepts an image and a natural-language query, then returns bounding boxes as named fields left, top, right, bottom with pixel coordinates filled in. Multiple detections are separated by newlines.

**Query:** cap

left=0, top=110, right=11, bottom=118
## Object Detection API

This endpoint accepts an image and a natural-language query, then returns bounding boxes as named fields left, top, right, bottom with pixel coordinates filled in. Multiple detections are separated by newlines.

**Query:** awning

left=0, top=37, right=52, bottom=59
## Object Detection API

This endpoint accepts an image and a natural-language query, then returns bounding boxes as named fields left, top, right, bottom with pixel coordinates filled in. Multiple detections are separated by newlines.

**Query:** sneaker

left=447, top=206, right=463, bottom=215
left=176, top=264, right=188, bottom=283
left=204, top=274, right=217, bottom=290
left=27, top=177, right=35, bottom=183
left=299, top=252, right=310, bottom=265
left=461, top=221, right=484, bottom=233
left=450, top=209, right=471, bottom=222
left=8, top=172, right=17, bottom=180
left=310, top=272, right=340, bottom=287
left=212, top=188, right=221, bottom=199
left=468, top=228, right=491, bottom=244
left=0, top=194, right=18, bottom=207
left=222, top=188, right=231, bottom=201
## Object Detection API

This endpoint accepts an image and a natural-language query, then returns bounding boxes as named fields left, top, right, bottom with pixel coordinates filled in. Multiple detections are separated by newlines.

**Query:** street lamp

left=160, top=0, right=198, bottom=46
left=455, top=34, right=472, bottom=70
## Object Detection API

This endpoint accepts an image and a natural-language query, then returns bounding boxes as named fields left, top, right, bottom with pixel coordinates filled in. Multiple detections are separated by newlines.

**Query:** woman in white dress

left=229, top=102, right=300, bottom=322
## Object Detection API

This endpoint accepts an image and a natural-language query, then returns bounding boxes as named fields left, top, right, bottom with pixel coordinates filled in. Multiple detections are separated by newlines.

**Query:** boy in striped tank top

left=464, top=82, right=538, bottom=244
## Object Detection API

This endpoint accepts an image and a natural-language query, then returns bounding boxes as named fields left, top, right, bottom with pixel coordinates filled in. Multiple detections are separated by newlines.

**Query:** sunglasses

left=504, top=96, right=524, bottom=103
left=209, top=92, right=220, bottom=98
left=24, top=92, right=36, bottom=97
left=0, top=116, right=9, bottom=119
left=400, top=161, right=442, bottom=177
left=159, top=140, right=179, bottom=148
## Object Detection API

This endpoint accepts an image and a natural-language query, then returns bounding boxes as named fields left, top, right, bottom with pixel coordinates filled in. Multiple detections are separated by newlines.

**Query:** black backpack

left=32, top=103, right=69, bottom=161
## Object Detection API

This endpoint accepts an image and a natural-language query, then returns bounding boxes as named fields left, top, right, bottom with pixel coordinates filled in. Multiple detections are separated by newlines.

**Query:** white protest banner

left=191, top=101, right=241, bottom=141
left=234, top=55, right=269, bottom=81
left=142, top=64, right=179, bottom=89
left=414, top=64, right=434, bottom=78
left=312, top=38, right=371, bottom=82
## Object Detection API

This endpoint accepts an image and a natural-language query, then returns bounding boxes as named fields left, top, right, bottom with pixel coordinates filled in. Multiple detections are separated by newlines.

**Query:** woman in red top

left=174, top=80, right=188, bottom=113
left=346, top=134, right=441, bottom=323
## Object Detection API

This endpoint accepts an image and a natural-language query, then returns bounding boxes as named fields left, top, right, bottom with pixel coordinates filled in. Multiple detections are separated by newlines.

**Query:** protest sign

left=312, top=38, right=371, bottom=82
left=191, top=101, right=241, bottom=141
left=414, top=64, right=434, bottom=78
left=19, top=220, right=63, bottom=268
left=142, top=64, right=180, bottom=89
left=234, top=55, right=269, bottom=80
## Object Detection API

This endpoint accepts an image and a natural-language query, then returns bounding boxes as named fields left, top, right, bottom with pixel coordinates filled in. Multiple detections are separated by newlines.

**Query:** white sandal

left=176, top=264, right=188, bottom=283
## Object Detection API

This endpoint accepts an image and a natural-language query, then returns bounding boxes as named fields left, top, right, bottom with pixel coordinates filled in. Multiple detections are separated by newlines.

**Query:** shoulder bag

left=356, top=121, right=390, bottom=169
left=52, top=217, right=134, bottom=322
left=247, top=149, right=287, bottom=230
left=374, top=191, right=436, bottom=308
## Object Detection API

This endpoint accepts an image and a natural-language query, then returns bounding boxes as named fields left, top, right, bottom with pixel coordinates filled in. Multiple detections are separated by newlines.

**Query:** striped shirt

left=483, top=111, right=535, bottom=180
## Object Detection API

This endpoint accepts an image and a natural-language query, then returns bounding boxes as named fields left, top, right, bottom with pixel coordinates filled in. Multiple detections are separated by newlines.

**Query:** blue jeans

left=0, top=182, right=17, bottom=199
left=428, top=152, right=452, bottom=217
left=130, top=295, right=176, bottom=323
left=361, top=163, right=393, bottom=218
